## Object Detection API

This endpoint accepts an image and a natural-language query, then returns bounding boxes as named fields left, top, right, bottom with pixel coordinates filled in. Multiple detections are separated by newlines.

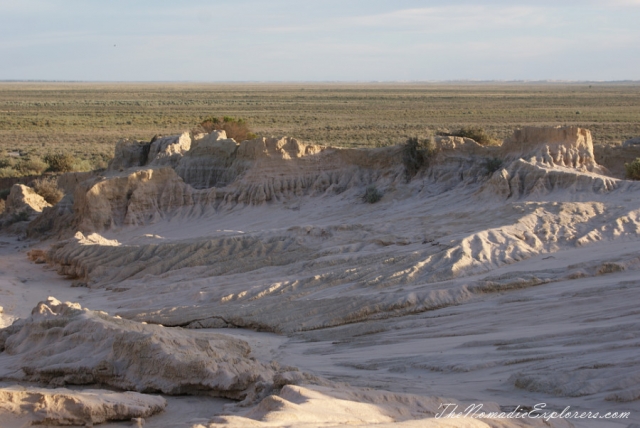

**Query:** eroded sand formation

left=0, top=297, right=319, bottom=401
left=0, top=385, right=166, bottom=426
left=1, top=126, right=638, bottom=427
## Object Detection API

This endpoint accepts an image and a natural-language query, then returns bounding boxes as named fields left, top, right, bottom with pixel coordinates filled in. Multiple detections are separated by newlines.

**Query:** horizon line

left=1, top=79, right=640, bottom=85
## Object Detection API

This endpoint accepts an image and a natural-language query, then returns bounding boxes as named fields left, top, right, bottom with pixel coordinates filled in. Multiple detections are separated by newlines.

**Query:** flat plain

left=1, top=82, right=640, bottom=165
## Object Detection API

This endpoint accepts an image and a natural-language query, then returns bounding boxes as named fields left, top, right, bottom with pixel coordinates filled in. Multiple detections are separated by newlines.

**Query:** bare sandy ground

left=2, top=226, right=637, bottom=426
left=0, top=235, right=86, bottom=328
left=0, top=239, right=232, bottom=427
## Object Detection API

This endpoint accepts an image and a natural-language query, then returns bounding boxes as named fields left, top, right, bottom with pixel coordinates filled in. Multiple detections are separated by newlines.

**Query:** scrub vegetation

left=1, top=82, right=639, bottom=179
left=624, top=158, right=640, bottom=180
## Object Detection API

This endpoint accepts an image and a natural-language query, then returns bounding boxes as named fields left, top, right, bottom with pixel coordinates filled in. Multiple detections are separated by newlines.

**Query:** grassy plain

left=1, top=82, right=639, bottom=171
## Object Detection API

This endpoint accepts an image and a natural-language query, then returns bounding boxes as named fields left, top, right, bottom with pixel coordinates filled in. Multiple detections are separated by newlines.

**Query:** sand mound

left=0, top=297, right=280, bottom=399
left=0, top=385, right=165, bottom=426
left=203, top=384, right=555, bottom=428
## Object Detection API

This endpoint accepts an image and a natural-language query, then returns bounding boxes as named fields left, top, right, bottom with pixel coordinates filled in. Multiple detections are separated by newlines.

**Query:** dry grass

left=200, top=116, right=257, bottom=142
left=32, top=176, right=64, bottom=205
left=1, top=82, right=639, bottom=175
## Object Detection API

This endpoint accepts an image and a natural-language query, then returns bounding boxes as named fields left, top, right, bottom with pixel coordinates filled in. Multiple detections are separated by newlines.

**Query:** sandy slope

left=0, top=235, right=86, bottom=328
left=0, top=127, right=639, bottom=427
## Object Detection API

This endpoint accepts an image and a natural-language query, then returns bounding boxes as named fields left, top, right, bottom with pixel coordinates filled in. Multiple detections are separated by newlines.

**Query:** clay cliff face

left=500, top=125, right=599, bottom=171
left=4, top=184, right=50, bottom=216
left=57, top=136, right=404, bottom=233
left=17, top=125, right=631, bottom=238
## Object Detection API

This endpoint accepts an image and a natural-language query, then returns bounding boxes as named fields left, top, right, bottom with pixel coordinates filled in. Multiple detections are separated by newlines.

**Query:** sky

left=1, top=0, right=639, bottom=82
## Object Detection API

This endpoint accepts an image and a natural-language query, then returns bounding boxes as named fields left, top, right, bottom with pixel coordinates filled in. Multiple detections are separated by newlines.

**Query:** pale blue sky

left=1, top=0, right=639, bottom=81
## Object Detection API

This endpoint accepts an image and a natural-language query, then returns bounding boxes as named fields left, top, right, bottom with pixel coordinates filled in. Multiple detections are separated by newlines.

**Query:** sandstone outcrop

left=175, top=131, right=241, bottom=188
left=15, top=125, right=640, bottom=238
left=26, top=193, right=76, bottom=237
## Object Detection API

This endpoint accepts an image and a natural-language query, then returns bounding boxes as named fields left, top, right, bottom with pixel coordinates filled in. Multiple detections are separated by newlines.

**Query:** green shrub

left=44, top=152, right=77, bottom=173
left=72, top=158, right=94, bottom=172
left=624, top=158, right=640, bottom=180
left=402, top=137, right=437, bottom=181
left=484, top=157, right=503, bottom=175
left=0, top=156, right=48, bottom=177
left=15, top=158, right=48, bottom=175
left=0, top=188, right=10, bottom=200
left=0, top=157, right=15, bottom=169
left=200, top=116, right=256, bottom=142
left=0, top=167, right=18, bottom=178
left=363, top=185, right=383, bottom=203
left=90, top=153, right=111, bottom=170
left=32, top=177, right=64, bottom=205
left=403, top=137, right=422, bottom=180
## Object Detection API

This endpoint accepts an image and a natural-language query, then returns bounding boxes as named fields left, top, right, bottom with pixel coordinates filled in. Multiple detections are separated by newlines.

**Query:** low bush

left=0, top=157, right=15, bottom=168
left=484, top=157, right=503, bottom=175
left=363, top=185, right=383, bottom=203
left=44, top=152, right=77, bottom=173
left=0, top=156, right=48, bottom=177
left=90, top=153, right=112, bottom=170
left=402, top=137, right=438, bottom=181
left=200, top=116, right=257, bottom=142
left=72, top=158, right=94, bottom=172
left=0, top=167, right=18, bottom=178
left=624, top=158, right=640, bottom=180
left=14, top=158, right=48, bottom=175
left=32, top=177, right=64, bottom=205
